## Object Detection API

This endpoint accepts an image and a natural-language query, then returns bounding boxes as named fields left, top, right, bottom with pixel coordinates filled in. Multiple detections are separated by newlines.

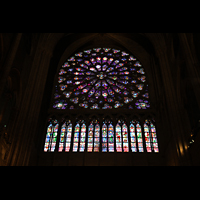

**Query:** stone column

left=178, top=33, right=200, bottom=109
left=156, top=44, right=191, bottom=165
left=7, top=34, right=52, bottom=166
left=0, top=33, right=22, bottom=98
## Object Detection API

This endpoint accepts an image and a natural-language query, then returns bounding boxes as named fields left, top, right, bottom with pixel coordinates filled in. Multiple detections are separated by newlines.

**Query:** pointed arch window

left=58, top=119, right=72, bottom=152
left=88, top=119, right=100, bottom=152
left=73, top=120, right=86, bottom=152
left=144, top=119, right=159, bottom=152
left=44, top=118, right=59, bottom=152
left=116, top=119, right=129, bottom=152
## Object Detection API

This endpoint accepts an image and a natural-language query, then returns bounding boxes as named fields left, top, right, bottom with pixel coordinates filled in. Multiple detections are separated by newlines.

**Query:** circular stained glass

left=53, top=48, right=150, bottom=109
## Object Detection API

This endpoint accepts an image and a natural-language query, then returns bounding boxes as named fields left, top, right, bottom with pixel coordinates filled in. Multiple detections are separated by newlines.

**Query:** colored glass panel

left=94, top=124, right=100, bottom=152
left=44, top=119, right=59, bottom=152
left=122, top=123, right=129, bottom=152
left=73, top=123, right=80, bottom=152
left=130, top=123, right=137, bottom=152
left=102, top=123, right=107, bottom=152
left=80, top=123, right=86, bottom=152
left=136, top=123, right=143, bottom=152
left=54, top=47, right=149, bottom=110
left=108, top=124, right=114, bottom=152
left=116, top=124, right=122, bottom=152
left=87, top=123, right=93, bottom=152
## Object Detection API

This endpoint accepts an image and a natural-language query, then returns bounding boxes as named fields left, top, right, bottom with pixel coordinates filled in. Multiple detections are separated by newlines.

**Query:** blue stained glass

left=136, top=84, right=144, bottom=90
left=108, top=88, right=114, bottom=95
left=114, top=101, right=123, bottom=108
left=102, top=57, right=108, bottom=63
left=90, top=79, right=97, bottom=85
left=89, top=98, right=95, bottom=103
left=63, top=62, right=70, bottom=68
left=86, top=72, right=94, bottom=75
left=90, top=103, right=99, bottom=109
left=107, top=58, right=114, bottom=65
left=134, top=61, right=142, bottom=67
left=68, top=57, right=75, bottom=61
left=116, top=83, right=125, bottom=89
left=103, top=48, right=111, bottom=52
left=95, top=90, right=101, bottom=98
left=129, top=56, right=136, bottom=61
left=56, top=47, right=149, bottom=110
left=102, top=65, right=107, bottom=71
left=112, top=60, right=119, bottom=65
left=96, top=65, right=101, bottom=71
left=96, top=57, right=101, bottom=64
left=74, top=91, right=80, bottom=96
left=124, top=97, right=133, bottom=104
left=102, top=80, right=108, bottom=88
left=107, top=98, right=114, bottom=102
left=70, top=97, right=79, bottom=104
left=142, top=93, right=149, bottom=98
left=59, top=69, right=66, bottom=75
left=130, top=68, right=136, bottom=71
left=88, top=87, right=95, bottom=97
left=140, top=76, right=146, bottom=82
left=60, top=84, right=67, bottom=91
left=122, top=51, right=129, bottom=56
left=75, top=52, right=82, bottom=57
left=84, top=49, right=92, bottom=54
left=107, top=67, right=114, bottom=72
left=108, top=72, right=117, bottom=75
left=95, top=81, right=101, bottom=88
left=63, top=91, right=72, bottom=98
left=107, top=79, right=115, bottom=85
left=102, top=90, right=108, bottom=98
left=132, top=91, right=140, bottom=98
left=58, top=77, right=66, bottom=83
left=123, top=91, right=129, bottom=95
left=113, top=49, right=120, bottom=53
left=113, top=86, right=121, bottom=93
left=93, top=48, right=101, bottom=52
left=137, top=68, right=145, bottom=74
left=109, top=76, right=117, bottom=80
left=116, top=63, right=124, bottom=69
left=90, top=58, right=96, bottom=65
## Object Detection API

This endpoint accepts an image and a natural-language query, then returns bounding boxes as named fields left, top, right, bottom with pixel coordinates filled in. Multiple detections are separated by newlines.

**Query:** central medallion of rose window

left=97, top=72, right=107, bottom=79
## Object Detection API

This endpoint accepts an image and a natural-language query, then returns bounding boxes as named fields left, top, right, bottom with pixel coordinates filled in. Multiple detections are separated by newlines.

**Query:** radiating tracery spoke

left=53, top=48, right=150, bottom=110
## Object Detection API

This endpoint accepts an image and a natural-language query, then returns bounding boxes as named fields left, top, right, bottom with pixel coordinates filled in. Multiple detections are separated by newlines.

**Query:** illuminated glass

left=130, top=122, right=137, bottom=152
left=144, top=119, right=159, bottom=153
left=44, top=118, right=59, bottom=152
left=58, top=120, right=72, bottom=152
left=102, top=122, right=107, bottom=152
left=53, top=47, right=149, bottom=110
left=136, top=122, right=143, bottom=152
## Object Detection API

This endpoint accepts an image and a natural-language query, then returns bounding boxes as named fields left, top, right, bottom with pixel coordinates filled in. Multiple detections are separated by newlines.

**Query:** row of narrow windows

left=44, top=119, right=159, bottom=153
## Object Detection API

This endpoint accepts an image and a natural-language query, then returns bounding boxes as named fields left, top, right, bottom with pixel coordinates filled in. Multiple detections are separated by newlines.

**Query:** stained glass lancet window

left=87, top=119, right=100, bottom=152
left=80, top=123, right=86, bottom=152
left=72, top=120, right=86, bottom=152
left=116, top=119, right=129, bottom=152
left=44, top=118, right=59, bottom=152
left=58, top=120, right=72, bottom=152
left=130, top=121, right=137, bottom=152
left=144, top=119, right=159, bottom=153
left=53, top=47, right=150, bottom=110
left=108, top=123, right=114, bottom=152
